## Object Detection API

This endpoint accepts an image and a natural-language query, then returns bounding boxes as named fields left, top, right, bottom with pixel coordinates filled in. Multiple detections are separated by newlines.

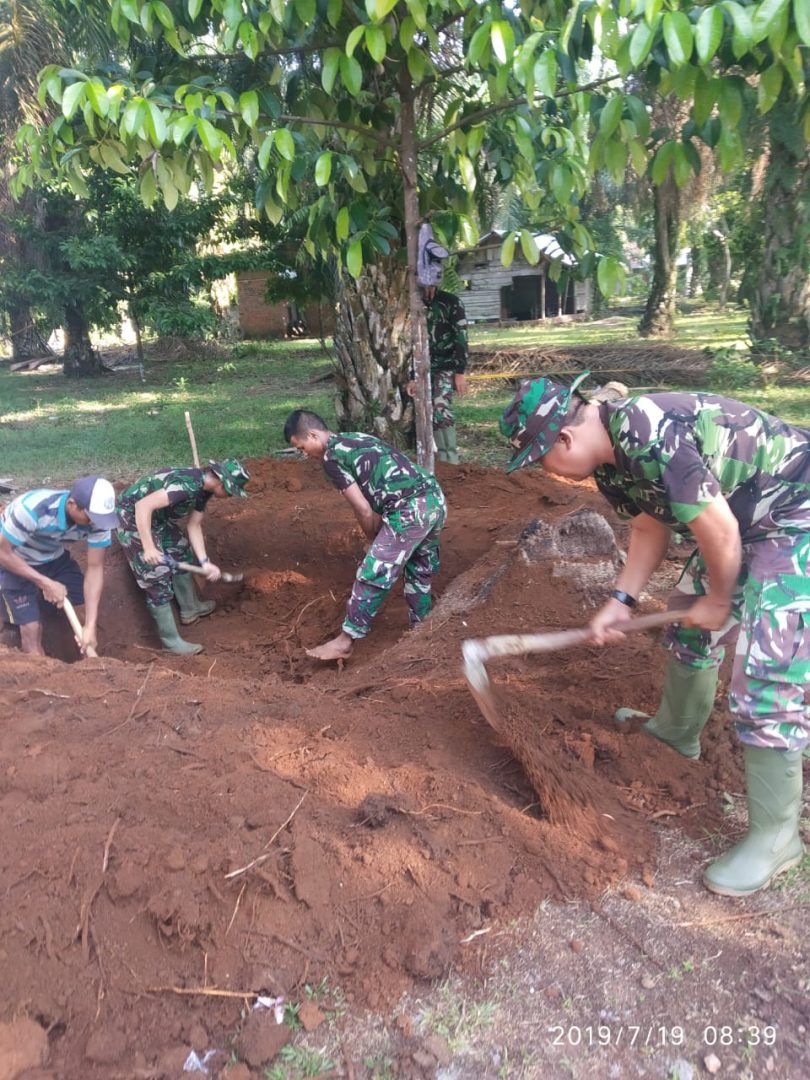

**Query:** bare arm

left=590, top=513, right=672, bottom=643
left=134, top=489, right=171, bottom=563
left=680, top=494, right=742, bottom=630
left=186, top=509, right=221, bottom=580
left=0, top=535, right=67, bottom=606
left=81, top=545, right=106, bottom=650
left=340, top=483, right=380, bottom=540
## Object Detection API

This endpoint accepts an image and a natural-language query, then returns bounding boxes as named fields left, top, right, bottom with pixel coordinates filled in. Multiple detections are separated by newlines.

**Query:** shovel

left=462, top=610, right=677, bottom=732
left=63, top=597, right=98, bottom=658
left=162, top=553, right=244, bottom=583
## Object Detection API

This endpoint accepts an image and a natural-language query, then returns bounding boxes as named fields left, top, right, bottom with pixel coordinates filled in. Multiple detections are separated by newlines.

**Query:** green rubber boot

left=173, top=572, right=216, bottom=625
left=150, top=603, right=204, bottom=655
left=703, top=747, right=805, bottom=897
left=434, top=426, right=451, bottom=463
left=441, top=424, right=460, bottom=464
left=615, top=658, right=718, bottom=759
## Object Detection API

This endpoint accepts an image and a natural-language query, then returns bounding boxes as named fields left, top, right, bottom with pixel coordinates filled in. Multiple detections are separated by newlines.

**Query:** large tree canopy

left=11, top=0, right=810, bottom=456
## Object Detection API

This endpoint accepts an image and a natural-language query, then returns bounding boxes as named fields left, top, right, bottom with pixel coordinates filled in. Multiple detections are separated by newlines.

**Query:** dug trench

left=1, top=459, right=748, bottom=1077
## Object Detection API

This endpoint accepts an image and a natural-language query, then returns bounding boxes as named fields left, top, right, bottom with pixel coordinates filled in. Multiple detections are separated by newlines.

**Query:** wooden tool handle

left=175, top=560, right=243, bottom=584
left=63, top=597, right=98, bottom=658
left=473, top=610, right=675, bottom=664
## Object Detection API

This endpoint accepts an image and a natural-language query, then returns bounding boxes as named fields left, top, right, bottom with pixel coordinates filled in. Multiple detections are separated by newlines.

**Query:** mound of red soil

left=0, top=460, right=743, bottom=1076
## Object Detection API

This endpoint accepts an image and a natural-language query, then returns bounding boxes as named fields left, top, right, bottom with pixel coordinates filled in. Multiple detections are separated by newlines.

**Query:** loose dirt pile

left=1, top=460, right=745, bottom=1077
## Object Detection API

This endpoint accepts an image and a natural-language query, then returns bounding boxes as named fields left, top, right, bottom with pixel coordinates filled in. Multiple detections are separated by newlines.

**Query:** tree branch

left=276, top=114, right=394, bottom=149
left=416, top=73, right=623, bottom=152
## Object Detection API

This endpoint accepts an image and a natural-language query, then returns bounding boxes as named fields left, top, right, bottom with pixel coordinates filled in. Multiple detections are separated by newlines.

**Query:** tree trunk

left=8, top=304, right=50, bottom=360
left=63, top=303, right=100, bottom=375
left=333, top=262, right=413, bottom=445
left=398, top=64, right=433, bottom=472
left=638, top=171, right=681, bottom=336
left=749, top=105, right=810, bottom=350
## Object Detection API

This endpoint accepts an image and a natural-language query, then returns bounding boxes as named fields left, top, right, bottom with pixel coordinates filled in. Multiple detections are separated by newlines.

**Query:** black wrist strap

left=611, top=589, right=637, bottom=609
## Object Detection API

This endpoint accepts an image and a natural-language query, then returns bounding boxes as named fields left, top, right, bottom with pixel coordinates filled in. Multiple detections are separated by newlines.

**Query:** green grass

left=0, top=340, right=335, bottom=486
left=2, top=304, right=808, bottom=486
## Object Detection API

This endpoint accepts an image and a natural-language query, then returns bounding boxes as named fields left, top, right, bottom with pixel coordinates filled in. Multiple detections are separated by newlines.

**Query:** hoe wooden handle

left=63, top=598, right=98, bottom=659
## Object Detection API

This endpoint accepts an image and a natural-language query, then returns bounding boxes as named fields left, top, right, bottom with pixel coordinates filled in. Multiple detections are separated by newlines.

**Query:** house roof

left=459, top=230, right=577, bottom=267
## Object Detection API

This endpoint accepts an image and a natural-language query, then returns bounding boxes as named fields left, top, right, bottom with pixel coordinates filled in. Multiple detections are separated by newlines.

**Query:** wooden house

left=455, top=231, right=591, bottom=322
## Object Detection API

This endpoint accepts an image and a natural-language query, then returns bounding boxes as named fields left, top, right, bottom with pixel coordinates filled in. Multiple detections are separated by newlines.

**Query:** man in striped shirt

left=0, top=476, right=118, bottom=656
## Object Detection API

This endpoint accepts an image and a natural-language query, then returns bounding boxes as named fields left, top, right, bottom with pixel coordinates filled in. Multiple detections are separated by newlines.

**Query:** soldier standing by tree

left=407, top=226, right=468, bottom=465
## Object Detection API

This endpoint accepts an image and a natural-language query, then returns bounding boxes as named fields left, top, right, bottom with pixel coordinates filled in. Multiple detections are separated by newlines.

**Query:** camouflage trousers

left=117, top=524, right=193, bottom=609
left=431, top=371, right=456, bottom=431
left=343, top=489, right=447, bottom=639
left=663, top=531, right=810, bottom=750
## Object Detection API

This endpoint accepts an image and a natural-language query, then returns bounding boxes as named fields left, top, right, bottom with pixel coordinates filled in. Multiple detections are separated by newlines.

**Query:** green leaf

left=294, top=0, right=316, bottom=23
left=718, top=80, right=742, bottom=126
left=695, top=7, right=723, bottom=65
left=651, top=140, right=676, bottom=185
left=146, top=102, right=168, bottom=146
left=458, top=154, right=476, bottom=193
left=340, top=54, right=363, bottom=96
left=663, top=11, right=693, bottom=66
left=327, top=0, right=342, bottom=29
left=161, top=176, right=179, bottom=210
left=239, top=20, right=258, bottom=60
left=751, top=0, right=789, bottom=44
left=534, top=51, right=557, bottom=97
left=625, top=95, right=650, bottom=139
left=500, top=232, right=516, bottom=268
left=153, top=1, right=174, bottom=30
left=62, top=81, right=86, bottom=120
left=315, top=151, right=332, bottom=185
left=599, top=95, right=623, bottom=137
left=346, top=24, right=365, bottom=57
left=365, top=25, right=387, bottom=63
left=519, top=229, right=539, bottom=265
left=406, top=0, right=426, bottom=30
left=723, top=1, right=754, bottom=58
left=672, top=143, right=692, bottom=187
left=322, top=48, right=341, bottom=94
left=336, top=206, right=350, bottom=242
left=693, top=72, right=716, bottom=126
left=796, top=0, right=810, bottom=45
left=274, top=128, right=295, bottom=161
left=407, top=48, right=426, bottom=84
left=188, top=0, right=203, bottom=18
left=347, top=239, right=363, bottom=278
left=239, top=90, right=259, bottom=128
left=99, top=142, right=130, bottom=174
left=120, top=0, right=140, bottom=20
left=757, top=63, right=783, bottom=114
left=468, top=22, right=491, bottom=67
left=257, top=132, right=274, bottom=170
left=628, top=138, right=647, bottom=176
left=629, top=18, right=656, bottom=67
left=85, top=80, right=109, bottom=118
left=551, top=162, right=572, bottom=203
left=399, top=15, right=417, bottom=51
left=597, top=256, right=622, bottom=297
left=140, top=168, right=158, bottom=208
left=490, top=20, right=515, bottom=65
left=196, top=117, right=222, bottom=156
left=604, top=138, right=627, bottom=181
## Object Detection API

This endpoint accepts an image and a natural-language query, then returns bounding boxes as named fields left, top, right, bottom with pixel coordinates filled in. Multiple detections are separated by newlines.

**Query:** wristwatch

left=610, top=589, right=637, bottom=609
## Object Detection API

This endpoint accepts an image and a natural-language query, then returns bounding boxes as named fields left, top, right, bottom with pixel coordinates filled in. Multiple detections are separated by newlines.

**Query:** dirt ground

left=1, top=459, right=808, bottom=1080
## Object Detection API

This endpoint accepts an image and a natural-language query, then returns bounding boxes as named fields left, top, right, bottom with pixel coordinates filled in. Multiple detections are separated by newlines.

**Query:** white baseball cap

left=69, top=476, right=119, bottom=529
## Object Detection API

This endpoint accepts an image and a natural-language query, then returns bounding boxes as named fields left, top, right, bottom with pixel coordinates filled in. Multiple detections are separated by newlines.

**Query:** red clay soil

left=0, top=460, right=745, bottom=1077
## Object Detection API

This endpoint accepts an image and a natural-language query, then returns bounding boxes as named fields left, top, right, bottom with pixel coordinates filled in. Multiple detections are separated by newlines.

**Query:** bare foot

left=306, top=632, right=354, bottom=662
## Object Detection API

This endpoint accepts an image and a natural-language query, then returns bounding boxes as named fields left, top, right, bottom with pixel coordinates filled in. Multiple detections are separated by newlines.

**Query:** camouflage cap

left=499, top=371, right=590, bottom=473
left=209, top=459, right=250, bottom=497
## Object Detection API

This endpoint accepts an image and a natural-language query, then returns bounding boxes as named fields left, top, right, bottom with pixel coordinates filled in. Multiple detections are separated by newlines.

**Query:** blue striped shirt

left=0, top=489, right=111, bottom=565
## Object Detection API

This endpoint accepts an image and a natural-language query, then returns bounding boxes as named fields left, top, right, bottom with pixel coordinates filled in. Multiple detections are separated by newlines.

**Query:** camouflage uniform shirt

left=594, top=393, right=810, bottom=541
left=427, top=290, right=468, bottom=375
left=117, top=468, right=212, bottom=532
left=323, top=434, right=439, bottom=517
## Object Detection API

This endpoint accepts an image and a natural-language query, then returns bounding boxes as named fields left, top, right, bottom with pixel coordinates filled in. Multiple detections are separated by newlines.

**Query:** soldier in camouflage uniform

left=283, top=409, right=447, bottom=661
left=117, top=460, right=249, bottom=655
left=501, top=373, right=810, bottom=897
left=408, top=287, right=468, bottom=464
